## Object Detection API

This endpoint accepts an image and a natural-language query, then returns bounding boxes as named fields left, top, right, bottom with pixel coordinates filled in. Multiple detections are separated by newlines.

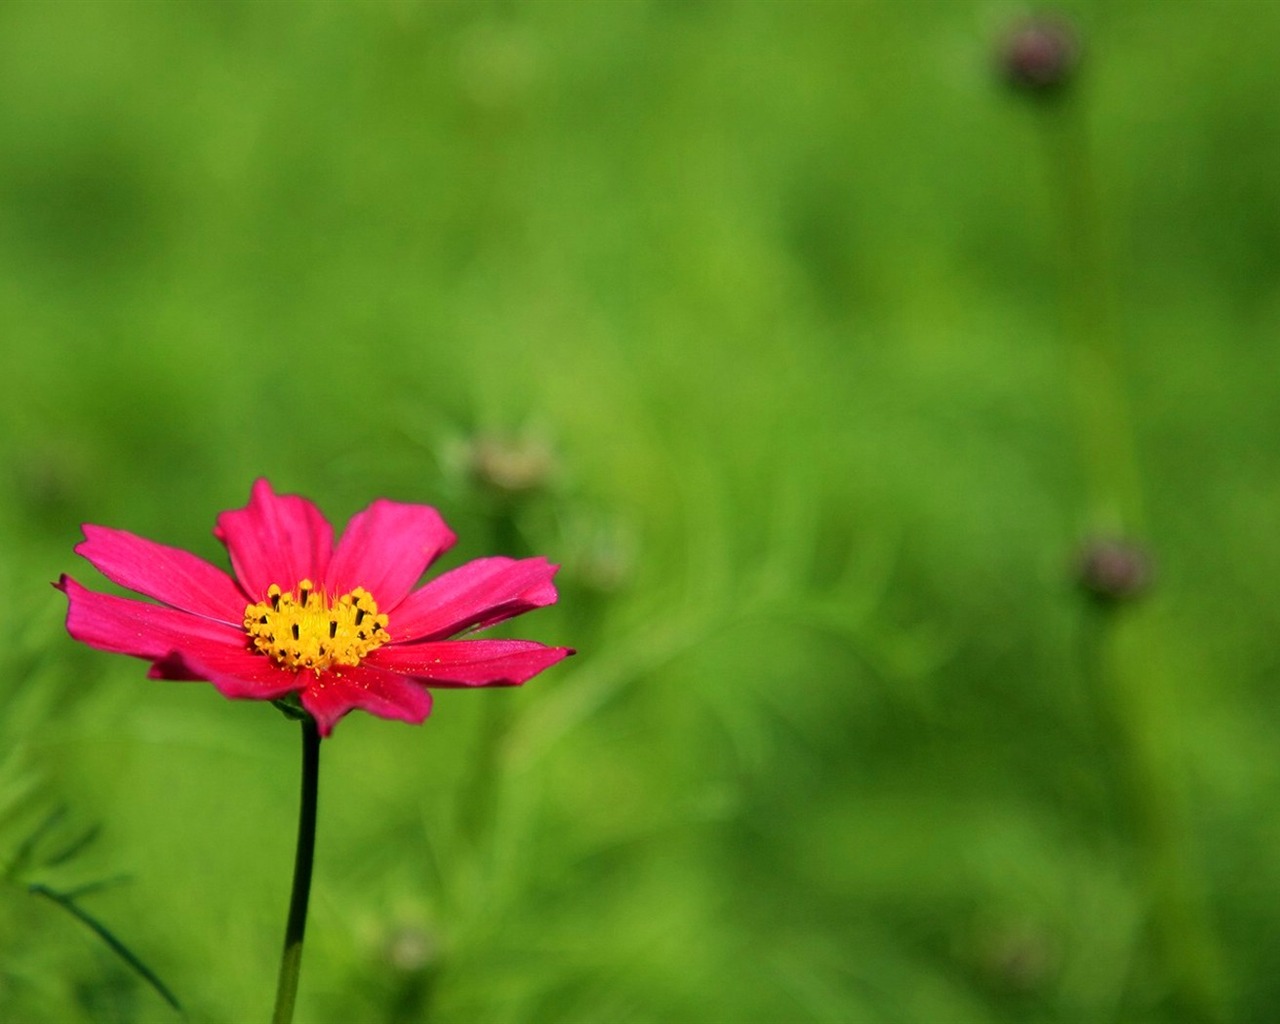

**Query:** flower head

left=57, top=479, right=573, bottom=736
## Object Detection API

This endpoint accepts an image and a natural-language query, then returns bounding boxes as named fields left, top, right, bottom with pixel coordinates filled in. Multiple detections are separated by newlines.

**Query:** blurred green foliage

left=3, top=1, right=1280, bottom=1021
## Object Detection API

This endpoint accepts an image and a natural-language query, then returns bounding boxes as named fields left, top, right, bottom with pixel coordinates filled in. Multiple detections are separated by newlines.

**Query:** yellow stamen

left=243, top=579, right=390, bottom=672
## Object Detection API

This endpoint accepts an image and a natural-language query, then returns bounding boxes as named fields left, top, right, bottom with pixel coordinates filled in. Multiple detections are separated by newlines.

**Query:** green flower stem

left=458, top=695, right=510, bottom=847
left=1040, top=88, right=1227, bottom=1022
left=272, top=716, right=320, bottom=1024
left=1044, top=95, right=1144, bottom=531
left=1080, top=606, right=1226, bottom=1022
left=457, top=503, right=524, bottom=847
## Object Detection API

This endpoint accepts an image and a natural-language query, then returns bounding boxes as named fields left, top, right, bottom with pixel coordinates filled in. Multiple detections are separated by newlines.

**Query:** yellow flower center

left=243, top=579, right=390, bottom=672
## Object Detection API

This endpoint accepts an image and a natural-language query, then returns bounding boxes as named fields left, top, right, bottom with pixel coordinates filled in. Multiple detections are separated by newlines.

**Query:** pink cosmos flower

left=57, top=479, right=572, bottom=736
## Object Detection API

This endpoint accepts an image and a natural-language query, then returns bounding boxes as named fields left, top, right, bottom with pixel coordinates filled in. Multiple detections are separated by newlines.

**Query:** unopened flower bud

left=1000, top=16, right=1080, bottom=95
left=1075, top=537, right=1153, bottom=603
left=466, top=433, right=556, bottom=498
left=981, top=924, right=1058, bottom=993
left=386, top=924, right=438, bottom=974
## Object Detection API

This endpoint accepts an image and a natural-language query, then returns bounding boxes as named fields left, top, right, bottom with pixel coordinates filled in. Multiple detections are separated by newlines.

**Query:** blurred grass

left=3, top=0, right=1280, bottom=1021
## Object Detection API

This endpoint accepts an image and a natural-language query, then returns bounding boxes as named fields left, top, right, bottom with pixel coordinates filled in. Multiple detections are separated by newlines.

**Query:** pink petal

left=369, top=639, right=573, bottom=687
left=299, top=664, right=434, bottom=737
left=324, top=499, right=456, bottom=610
left=213, top=479, right=333, bottom=600
left=389, top=557, right=560, bottom=641
left=75, top=525, right=246, bottom=624
left=57, top=576, right=246, bottom=661
left=149, top=645, right=305, bottom=701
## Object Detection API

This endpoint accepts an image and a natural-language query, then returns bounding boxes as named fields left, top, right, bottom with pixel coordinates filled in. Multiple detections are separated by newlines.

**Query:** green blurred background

left=3, top=1, right=1280, bottom=1021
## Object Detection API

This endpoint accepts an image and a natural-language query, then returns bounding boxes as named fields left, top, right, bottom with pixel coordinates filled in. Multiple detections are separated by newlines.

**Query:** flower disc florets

left=245, top=580, right=389, bottom=672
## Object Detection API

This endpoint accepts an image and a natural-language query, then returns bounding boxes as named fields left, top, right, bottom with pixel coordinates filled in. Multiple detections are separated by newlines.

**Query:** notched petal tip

left=326, top=498, right=458, bottom=610
left=58, top=575, right=245, bottom=661
left=214, top=478, right=335, bottom=599
left=391, top=555, right=565, bottom=641
left=72, top=524, right=246, bottom=623
left=372, top=638, right=573, bottom=687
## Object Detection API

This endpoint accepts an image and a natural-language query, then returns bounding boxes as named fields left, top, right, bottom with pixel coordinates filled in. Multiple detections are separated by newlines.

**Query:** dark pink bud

left=1001, top=16, right=1080, bottom=95
left=1076, top=538, right=1154, bottom=603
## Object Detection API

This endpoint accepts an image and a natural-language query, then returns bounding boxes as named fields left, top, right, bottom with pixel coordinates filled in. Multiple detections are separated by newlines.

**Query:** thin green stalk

left=272, top=717, right=320, bottom=1024
left=1078, top=606, right=1225, bottom=1023
left=1039, top=84, right=1227, bottom=1023
left=1045, top=95, right=1144, bottom=531
left=30, top=883, right=183, bottom=1013
left=457, top=503, right=524, bottom=847
left=458, top=695, right=510, bottom=847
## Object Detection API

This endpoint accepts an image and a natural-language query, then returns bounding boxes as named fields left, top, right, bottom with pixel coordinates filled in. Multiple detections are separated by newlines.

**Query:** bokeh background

left=3, top=1, right=1280, bottom=1022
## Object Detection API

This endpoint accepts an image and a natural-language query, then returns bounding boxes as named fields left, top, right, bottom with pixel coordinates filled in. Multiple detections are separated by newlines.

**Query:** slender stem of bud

left=1046, top=95, right=1144, bottom=532
left=271, top=717, right=320, bottom=1024
left=1039, top=75, right=1228, bottom=1024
